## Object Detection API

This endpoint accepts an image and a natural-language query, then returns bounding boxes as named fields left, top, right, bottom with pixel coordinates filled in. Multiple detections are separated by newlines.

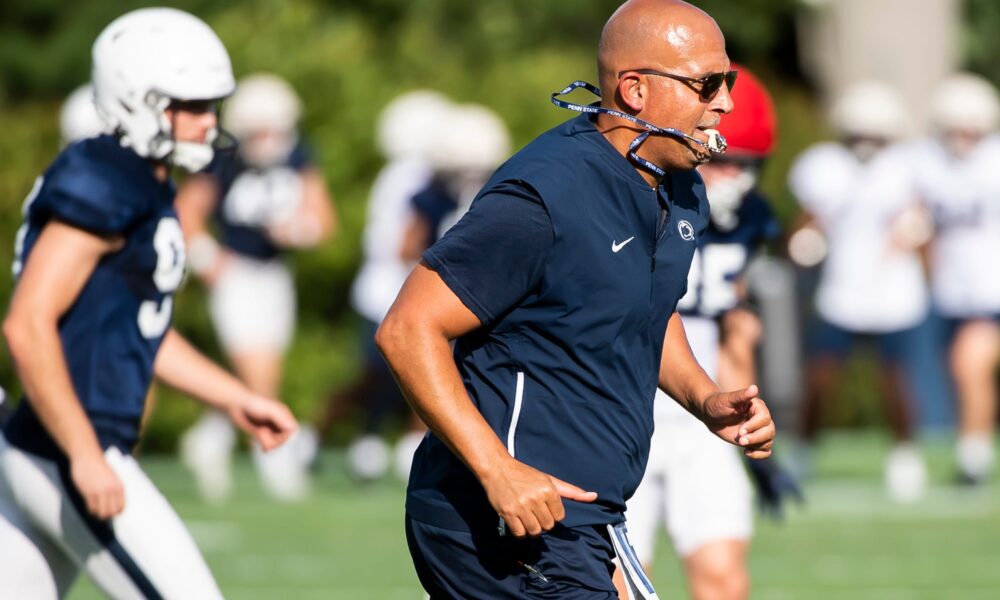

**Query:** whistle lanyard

left=551, top=80, right=696, bottom=178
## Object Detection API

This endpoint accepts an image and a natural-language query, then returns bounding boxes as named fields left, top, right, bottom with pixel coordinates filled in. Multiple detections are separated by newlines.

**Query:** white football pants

left=0, top=434, right=222, bottom=599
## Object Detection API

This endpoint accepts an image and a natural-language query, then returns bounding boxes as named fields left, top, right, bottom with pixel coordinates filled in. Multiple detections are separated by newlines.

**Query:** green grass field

left=67, top=432, right=1000, bottom=599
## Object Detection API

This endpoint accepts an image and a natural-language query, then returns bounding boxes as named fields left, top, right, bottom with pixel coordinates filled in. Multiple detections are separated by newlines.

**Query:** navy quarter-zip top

left=409, top=114, right=709, bottom=533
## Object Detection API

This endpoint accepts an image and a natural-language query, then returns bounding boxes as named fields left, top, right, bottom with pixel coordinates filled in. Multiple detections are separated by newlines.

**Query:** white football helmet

left=929, top=73, right=1000, bottom=134
left=224, top=73, right=302, bottom=167
left=225, top=73, right=302, bottom=137
left=429, top=103, right=511, bottom=174
left=91, top=8, right=236, bottom=171
left=376, top=90, right=453, bottom=161
left=830, top=81, right=908, bottom=141
left=59, top=84, right=109, bottom=146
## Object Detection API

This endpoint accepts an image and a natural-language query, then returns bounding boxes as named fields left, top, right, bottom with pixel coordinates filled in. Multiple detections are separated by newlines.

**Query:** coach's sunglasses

left=618, top=69, right=738, bottom=101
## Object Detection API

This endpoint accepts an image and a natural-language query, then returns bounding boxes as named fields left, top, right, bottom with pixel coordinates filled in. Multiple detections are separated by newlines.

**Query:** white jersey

left=350, top=158, right=432, bottom=323
left=789, top=142, right=928, bottom=332
left=909, top=135, right=1000, bottom=317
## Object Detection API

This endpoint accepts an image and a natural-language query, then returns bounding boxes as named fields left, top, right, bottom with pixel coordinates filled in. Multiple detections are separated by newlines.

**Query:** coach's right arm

left=377, top=263, right=596, bottom=538
left=376, top=187, right=597, bottom=539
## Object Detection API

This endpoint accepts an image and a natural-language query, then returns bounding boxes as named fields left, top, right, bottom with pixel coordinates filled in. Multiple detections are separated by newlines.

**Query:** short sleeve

left=788, top=143, right=852, bottom=219
left=421, top=181, right=554, bottom=326
left=40, top=160, right=148, bottom=235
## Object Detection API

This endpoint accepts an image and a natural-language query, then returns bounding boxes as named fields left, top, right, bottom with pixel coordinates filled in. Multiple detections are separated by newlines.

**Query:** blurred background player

left=58, top=84, right=108, bottom=147
left=389, top=103, right=510, bottom=480
left=0, top=9, right=297, bottom=597
left=787, top=81, right=931, bottom=502
left=909, top=73, right=1000, bottom=485
left=321, top=90, right=451, bottom=481
left=624, top=65, right=783, bottom=600
left=176, top=73, right=336, bottom=503
left=322, top=98, right=511, bottom=483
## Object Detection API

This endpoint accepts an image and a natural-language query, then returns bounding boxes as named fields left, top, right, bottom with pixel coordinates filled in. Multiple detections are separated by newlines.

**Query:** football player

left=327, top=99, right=512, bottom=483
left=0, top=8, right=296, bottom=598
left=788, top=81, right=930, bottom=502
left=320, top=90, right=453, bottom=482
left=176, top=73, right=335, bottom=503
left=909, top=73, right=1000, bottom=485
left=623, top=65, right=780, bottom=600
left=391, top=103, right=511, bottom=480
left=58, top=84, right=109, bottom=147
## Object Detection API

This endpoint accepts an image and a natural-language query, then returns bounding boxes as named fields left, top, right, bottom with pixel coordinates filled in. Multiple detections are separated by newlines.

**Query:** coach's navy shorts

left=406, top=514, right=655, bottom=599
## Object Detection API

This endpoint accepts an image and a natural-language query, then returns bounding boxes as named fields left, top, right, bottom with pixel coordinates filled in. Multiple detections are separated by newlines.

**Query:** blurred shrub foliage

left=0, top=0, right=885, bottom=450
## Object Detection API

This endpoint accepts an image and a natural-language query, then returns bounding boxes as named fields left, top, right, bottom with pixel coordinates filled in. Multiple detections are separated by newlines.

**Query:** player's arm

left=3, top=221, right=125, bottom=520
left=300, top=168, right=336, bottom=242
left=377, top=263, right=596, bottom=538
left=399, top=213, right=432, bottom=262
left=175, top=173, right=226, bottom=285
left=153, top=329, right=296, bottom=451
left=717, top=307, right=761, bottom=390
left=658, top=312, right=774, bottom=458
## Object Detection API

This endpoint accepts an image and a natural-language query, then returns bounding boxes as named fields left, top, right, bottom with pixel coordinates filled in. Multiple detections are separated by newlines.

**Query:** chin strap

left=551, top=80, right=726, bottom=177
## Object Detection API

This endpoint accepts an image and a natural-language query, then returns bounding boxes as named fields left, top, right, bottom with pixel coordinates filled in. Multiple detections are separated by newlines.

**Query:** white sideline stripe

left=506, top=372, right=525, bottom=457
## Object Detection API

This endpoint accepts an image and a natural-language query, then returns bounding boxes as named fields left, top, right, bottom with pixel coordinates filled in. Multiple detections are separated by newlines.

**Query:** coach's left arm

left=657, top=312, right=775, bottom=459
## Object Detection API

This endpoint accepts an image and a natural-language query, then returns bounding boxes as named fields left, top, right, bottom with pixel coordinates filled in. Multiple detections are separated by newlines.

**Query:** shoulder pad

left=38, top=137, right=155, bottom=234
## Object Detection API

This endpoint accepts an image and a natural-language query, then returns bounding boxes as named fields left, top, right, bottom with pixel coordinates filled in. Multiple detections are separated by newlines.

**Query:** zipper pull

left=651, top=254, right=656, bottom=272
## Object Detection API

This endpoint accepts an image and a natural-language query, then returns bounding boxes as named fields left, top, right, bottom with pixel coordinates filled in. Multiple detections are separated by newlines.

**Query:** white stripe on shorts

left=608, top=522, right=659, bottom=600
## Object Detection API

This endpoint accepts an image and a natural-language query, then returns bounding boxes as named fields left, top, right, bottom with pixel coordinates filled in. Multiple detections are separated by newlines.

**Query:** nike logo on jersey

left=612, top=237, right=635, bottom=253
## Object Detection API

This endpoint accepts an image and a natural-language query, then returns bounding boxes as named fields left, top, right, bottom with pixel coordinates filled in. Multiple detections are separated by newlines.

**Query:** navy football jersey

left=408, top=114, right=709, bottom=532
left=676, top=190, right=780, bottom=318
left=4, top=135, right=185, bottom=458
left=411, top=179, right=460, bottom=249
left=209, top=141, right=312, bottom=260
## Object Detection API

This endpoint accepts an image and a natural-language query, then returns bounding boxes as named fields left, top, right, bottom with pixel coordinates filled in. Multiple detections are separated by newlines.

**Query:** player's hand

left=267, top=217, right=322, bottom=249
left=745, top=456, right=804, bottom=520
left=480, top=457, right=597, bottom=538
left=701, top=384, right=775, bottom=459
left=70, top=452, right=125, bottom=520
left=228, top=394, right=298, bottom=451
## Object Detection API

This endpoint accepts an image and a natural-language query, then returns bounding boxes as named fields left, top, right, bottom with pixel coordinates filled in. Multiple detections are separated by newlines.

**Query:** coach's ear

left=616, top=71, right=648, bottom=112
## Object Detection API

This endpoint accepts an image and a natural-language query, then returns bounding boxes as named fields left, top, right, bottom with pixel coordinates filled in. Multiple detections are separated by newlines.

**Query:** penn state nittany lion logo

left=678, top=219, right=695, bottom=241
